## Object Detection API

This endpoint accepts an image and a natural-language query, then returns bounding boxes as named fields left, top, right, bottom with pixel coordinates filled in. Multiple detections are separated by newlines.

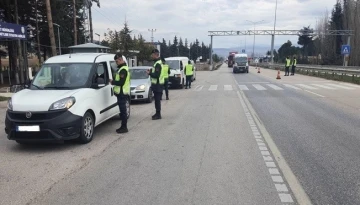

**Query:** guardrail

left=251, top=63, right=360, bottom=84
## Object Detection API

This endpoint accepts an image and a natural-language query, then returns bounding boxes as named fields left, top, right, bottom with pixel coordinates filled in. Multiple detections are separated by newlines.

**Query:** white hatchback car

left=5, top=53, right=130, bottom=144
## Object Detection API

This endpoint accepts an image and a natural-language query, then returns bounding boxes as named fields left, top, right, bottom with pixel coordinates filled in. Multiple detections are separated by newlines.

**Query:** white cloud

left=91, top=0, right=336, bottom=51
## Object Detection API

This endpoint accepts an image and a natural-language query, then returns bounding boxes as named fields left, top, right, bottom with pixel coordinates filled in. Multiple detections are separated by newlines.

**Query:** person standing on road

left=285, top=56, right=291, bottom=76
left=147, top=49, right=164, bottom=120
left=184, top=60, right=194, bottom=89
left=291, top=56, right=297, bottom=76
left=161, top=58, right=170, bottom=100
left=110, top=52, right=130, bottom=133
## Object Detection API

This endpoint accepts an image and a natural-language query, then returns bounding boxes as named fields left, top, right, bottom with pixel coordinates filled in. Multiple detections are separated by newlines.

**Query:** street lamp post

left=246, top=20, right=264, bottom=60
left=270, top=0, right=278, bottom=64
left=53, top=23, right=61, bottom=55
left=95, top=33, right=100, bottom=44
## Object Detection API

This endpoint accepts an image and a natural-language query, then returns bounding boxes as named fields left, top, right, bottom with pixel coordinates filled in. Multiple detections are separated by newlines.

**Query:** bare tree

left=45, top=0, right=57, bottom=56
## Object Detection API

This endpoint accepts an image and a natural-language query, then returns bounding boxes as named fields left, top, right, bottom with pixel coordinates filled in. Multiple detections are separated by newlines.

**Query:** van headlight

left=136, top=84, right=146, bottom=91
left=49, top=97, right=76, bottom=111
left=7, top=98, right=12, bottom=111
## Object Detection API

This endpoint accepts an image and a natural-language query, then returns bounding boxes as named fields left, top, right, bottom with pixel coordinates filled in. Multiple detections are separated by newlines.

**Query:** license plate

left=16, top=125, right=40, bottom=132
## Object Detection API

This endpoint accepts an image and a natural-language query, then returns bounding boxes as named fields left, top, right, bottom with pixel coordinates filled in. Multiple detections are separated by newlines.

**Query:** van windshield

left=166, top=60, right=180, bottom=70
left=235, top=57, right=248, bottom=63
left=31, top=63, right=94, bottom=90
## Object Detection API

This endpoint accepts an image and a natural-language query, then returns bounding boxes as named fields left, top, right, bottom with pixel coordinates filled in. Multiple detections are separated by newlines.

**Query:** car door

left=94, top=62, right=115, bottom=122
left=108, top=61, right=120, bottom=117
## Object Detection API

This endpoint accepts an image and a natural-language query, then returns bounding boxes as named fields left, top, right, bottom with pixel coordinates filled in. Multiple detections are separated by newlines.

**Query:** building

left=68, top=43, right=110, bottom=53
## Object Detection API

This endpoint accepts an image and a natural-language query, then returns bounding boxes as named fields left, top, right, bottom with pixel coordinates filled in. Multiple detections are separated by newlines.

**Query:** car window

left=110, top=61, right=118, bottom=77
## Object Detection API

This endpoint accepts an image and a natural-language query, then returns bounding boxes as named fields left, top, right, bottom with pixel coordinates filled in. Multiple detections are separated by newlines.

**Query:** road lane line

left=236, top=90, right=312, bottom=205
left=304, top=90, right=325, bottom=98
left=194, top=85, right=203, bottom=91
left=224, top=85, right=233, bottom=91
left=253, top=84, right=267, bottom=90
left=283, top=84, right=301, bottom=90
left=208, top=85, right=217, bottom=91
left=339, top=83, right=360, bottom=88
left=238, top=85, right=249, bottom=90
left=296, top=84, right=318, bottom=90
left=267, top=84, right=284, bottom=90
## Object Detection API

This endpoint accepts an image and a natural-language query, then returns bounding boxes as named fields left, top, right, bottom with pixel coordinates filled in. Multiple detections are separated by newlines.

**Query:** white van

left=233, top=53, right=249, bottom=73
left=165, top=57, right=196, bottom=88
left=5, top=53, right=130, bottom=144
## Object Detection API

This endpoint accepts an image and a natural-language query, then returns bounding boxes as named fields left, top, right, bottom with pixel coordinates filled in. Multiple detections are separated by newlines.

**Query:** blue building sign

left=0, top=22, right=27, bottom=40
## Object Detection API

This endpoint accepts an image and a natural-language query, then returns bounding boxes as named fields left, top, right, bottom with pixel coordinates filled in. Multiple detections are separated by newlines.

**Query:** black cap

left=151, top=49, right=159, bottom=54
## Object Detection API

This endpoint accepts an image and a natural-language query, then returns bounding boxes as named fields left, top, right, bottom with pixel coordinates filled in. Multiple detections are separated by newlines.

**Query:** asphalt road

left=0, top=64, right=295, bottom=205
left=3, top=64, right=360, bottom=205
left=233, top=66, right=360, bottom=205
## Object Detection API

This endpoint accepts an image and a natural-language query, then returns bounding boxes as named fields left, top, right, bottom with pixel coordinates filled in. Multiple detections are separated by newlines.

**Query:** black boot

left=166, top=96, right=169, bottom=100
left=116, top=125, right=128, bottom=134
left=152, top=112, right=161, bottom=120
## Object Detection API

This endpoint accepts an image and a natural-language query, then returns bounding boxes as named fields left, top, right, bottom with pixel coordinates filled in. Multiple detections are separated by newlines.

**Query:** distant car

left=233, top=54, right=249, bottom=73
left=129, top=66, right=153, bottom=103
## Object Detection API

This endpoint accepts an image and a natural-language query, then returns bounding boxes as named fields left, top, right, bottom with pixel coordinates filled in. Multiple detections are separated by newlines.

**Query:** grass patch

left=0, top=96, right=10, bottom=101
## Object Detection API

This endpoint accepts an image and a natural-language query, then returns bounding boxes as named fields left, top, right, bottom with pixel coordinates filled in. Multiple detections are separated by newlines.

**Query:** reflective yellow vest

left=286, top=59, right=291, bottom=67
left=185, top=64, right=193, bottom=76
left=293, top=59, right=297, bottom=66
left=162, top=64, right=169, bottom=79
left=114, top=65, right=130, bottom=95
left=151, top=60, right=165, bottom=85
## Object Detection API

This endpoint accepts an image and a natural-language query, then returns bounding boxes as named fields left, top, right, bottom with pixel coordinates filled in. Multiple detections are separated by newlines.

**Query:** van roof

left=165, top=57, right=189, bottom=60
left=44, top=53, right=116, bottom=64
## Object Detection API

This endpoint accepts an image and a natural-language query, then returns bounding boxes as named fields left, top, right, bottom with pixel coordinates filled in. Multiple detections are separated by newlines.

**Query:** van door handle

left=111, top=87, right=114, bottom=96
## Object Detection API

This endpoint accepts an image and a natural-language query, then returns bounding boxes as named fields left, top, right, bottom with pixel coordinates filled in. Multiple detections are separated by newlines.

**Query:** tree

left=298, top=26, right=315, bottom=59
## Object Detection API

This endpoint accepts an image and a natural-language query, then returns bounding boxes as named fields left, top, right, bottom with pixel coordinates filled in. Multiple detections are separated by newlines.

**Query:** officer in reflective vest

left=146, top=49, right=164, bottom=120
left=110, top=52, right=130, bottom=133
left=161, top=58, right=170, bottom=100
left=285, top=56, right=291, bottom=76
left=184, top=60, right=194, bottom=89
left=291, top=57, right=297, bottom=76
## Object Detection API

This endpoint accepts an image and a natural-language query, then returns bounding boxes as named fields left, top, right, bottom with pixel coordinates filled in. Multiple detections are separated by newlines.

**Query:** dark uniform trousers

left=117, top=94, right=127, bottom=125
left=291, top=65, right=296, bottom=75
left=152, top=85, right=163, bottom=112
left=186, top=75, right=193, bottom=88
left=285, top=67, right=290, bottom=76
left=164, top=78, right=169, bottom=98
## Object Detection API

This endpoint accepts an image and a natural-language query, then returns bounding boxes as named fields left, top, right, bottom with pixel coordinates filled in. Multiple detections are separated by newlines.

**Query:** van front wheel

left=78, top=112, right=94, bottom=144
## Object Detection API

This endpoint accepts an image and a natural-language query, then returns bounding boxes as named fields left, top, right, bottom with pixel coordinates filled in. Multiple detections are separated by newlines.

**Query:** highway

left=1, top=64, right=360, bottom=204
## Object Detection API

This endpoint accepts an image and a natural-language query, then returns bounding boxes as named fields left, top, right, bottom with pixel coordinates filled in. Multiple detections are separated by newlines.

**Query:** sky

left=90, top=0, right=337, bottom=52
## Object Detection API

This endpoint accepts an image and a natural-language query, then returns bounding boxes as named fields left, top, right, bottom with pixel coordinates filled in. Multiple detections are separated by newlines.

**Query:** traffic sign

left=341, top=45, right=350, bottom=55
left=242, top=49, right=246, bottom=53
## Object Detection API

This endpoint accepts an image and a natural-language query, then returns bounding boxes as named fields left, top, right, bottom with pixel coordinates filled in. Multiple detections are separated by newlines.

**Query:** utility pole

left=246, top=20, right=264, bottom=60
left=35, top=0, right=41, bottom=65
left=148, top=29, right=156, bottom=43
left=73, top=0, right=77, bottom=45
left=14, top=0, right=23, bottom=84
left=45, top=0, right=57, bottom=56
left=89, top=1, right=93, bottom=43
left=270, top=0, right=278, bottom=64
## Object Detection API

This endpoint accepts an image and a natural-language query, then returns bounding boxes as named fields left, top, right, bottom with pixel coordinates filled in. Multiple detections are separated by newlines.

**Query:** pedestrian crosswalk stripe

left=266, top=84, right=284, bottom=90
left=194, top=85, right=203, bottom=91
left=238, top=85, right=249, bottom=90
left=283, top=84, right=301, bottom=90
left=209, top=85, right=218, bottom=91
left=311, top=84, right=337, bottom=90
left=253, top=84, right=267, bottom=90
left=326, top=83, right=355, bottom=90
left=296, top=84, right=318, bottom=90
left=224, top=85, right=233, bottom=91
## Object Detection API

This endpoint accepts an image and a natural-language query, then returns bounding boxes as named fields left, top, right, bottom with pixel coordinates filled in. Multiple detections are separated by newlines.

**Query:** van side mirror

left=91, top=76, right=106, bottom=88
left=24, top=79, right=32, bottom=88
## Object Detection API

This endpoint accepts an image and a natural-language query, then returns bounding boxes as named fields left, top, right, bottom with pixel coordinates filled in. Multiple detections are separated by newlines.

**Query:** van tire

left=78, top=112, right=94, bottom=144
left=180, top=78, right=184, bottom=89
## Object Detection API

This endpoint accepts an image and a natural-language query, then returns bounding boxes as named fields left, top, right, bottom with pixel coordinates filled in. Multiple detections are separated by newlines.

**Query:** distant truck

left=227, top=52, right=238, bottom=67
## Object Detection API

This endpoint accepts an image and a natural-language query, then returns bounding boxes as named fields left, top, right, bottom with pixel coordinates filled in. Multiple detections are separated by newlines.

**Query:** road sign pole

left=345, top=36, right=351, bottom=67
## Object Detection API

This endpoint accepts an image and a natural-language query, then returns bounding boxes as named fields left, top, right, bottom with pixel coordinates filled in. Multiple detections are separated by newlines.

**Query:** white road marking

left=261, top=151, right=271, bottom=156
left=224, top=85, right=233, bottom=91
left=275, top=184, right=289, bottom=192
left=238, top=85, right=249, bottom=90
left=266, top=162, right=277, bottom=168
left=266, top=84, right=284, bottom=90
left=296, top=84, right=318, bottom=90
left=237, top=82, right=270, bottom=83
left=259, top=146, right=268, bottom=151
left=253, top=84, right=267, bottom=90
left=208, top=85, right=218, bottom=91
left=269, top=168, right=280, bottom=175
left=304, top=90, right=325, bottom=98
left=272, top=176, right=284, bottom=183
left=263, top=156, right=273, bottom=161
left=311, top=84, right=337, bottom=90
left=326, top=83, right=355, bottom=90
left=283, top=84, right=301, bottom=90
left=279, top=194, right=295, bottom=203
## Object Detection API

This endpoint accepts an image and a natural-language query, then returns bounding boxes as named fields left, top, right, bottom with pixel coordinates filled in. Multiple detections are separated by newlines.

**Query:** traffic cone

left=276, top=70, right=281, bottom=79
left=257, top=67, right=260, bottom=73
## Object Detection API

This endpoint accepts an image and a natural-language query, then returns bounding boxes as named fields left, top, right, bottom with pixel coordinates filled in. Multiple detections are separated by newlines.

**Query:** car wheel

left=126, top=97, right=130, bottom=119
left=146, top=88, right=153, bottom=103
left=180, top=79, right=184, bottom=89
left=78, top=111, right=94, bottom=144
